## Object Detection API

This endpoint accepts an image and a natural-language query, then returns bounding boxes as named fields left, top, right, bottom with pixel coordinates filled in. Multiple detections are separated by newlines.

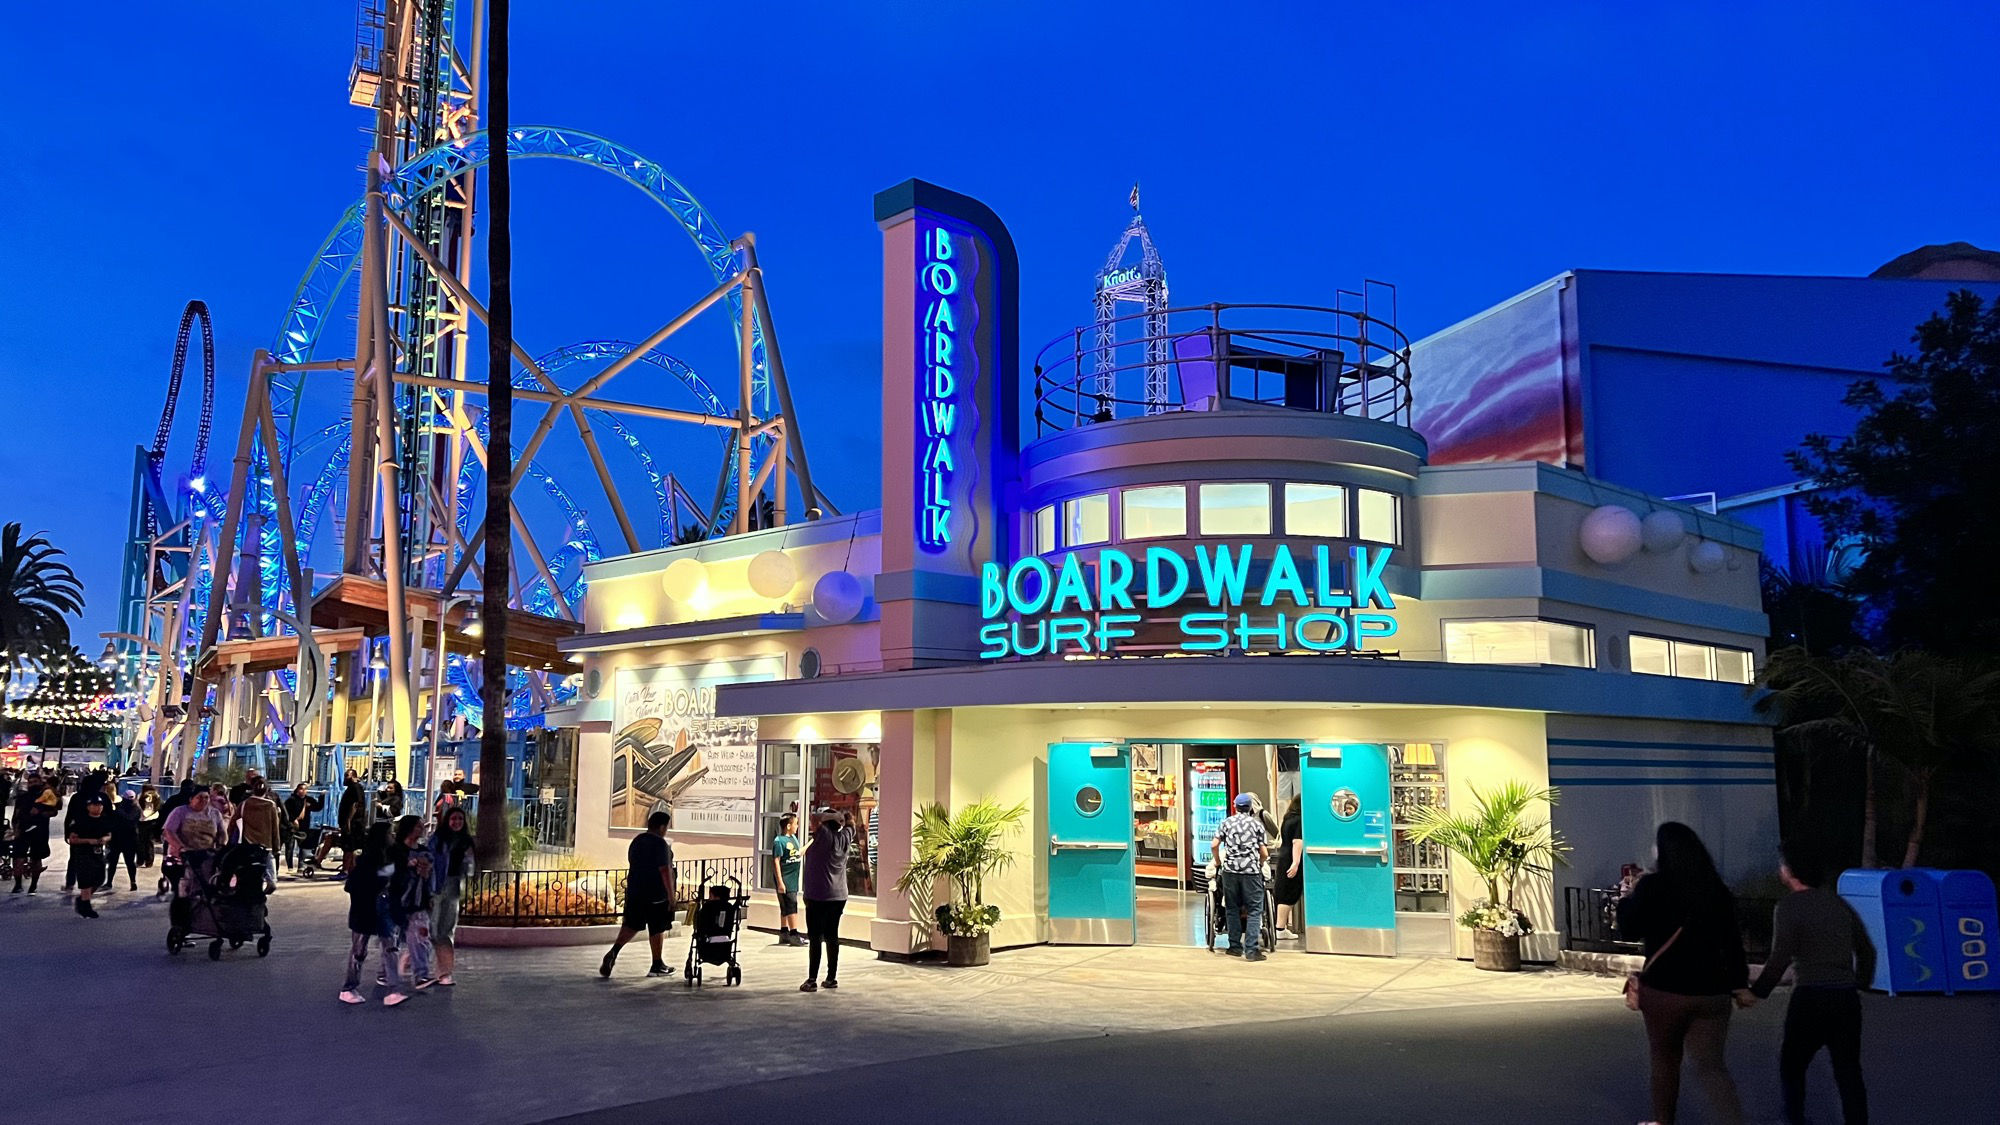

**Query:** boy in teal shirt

left=772, top=813, right=805, bottom=946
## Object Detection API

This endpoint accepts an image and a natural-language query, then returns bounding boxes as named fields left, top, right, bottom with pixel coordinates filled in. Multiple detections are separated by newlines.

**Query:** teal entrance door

left=1300, top=743, right=1395, bottom=956
left=1046, top=742, right=1136, bottom=944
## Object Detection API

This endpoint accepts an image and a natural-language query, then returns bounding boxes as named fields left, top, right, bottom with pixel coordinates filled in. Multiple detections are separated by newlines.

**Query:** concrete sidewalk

left=3, top=850, right=1993, bottom=1124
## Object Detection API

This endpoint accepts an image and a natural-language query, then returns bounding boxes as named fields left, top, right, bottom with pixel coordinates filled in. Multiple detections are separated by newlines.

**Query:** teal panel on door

left=1046, top=742, right=1135, bottom=943
left=1301, top=743, right=1395, bottom=948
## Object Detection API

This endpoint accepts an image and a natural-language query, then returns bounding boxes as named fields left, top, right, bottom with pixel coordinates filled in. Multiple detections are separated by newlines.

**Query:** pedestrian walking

left=386, top=815, right=436, bottom=990
left=600, top=809, right=677, bottom=979
left=1749, top=842, right=1876, bottom=1124
left=799, top=806, right=854, bottom=992
left=10, top=776, right=56, bottom=894
left=1214, top=792, right=1270, bottom=961
left=236, top=778, right=283, bottom=892
left=771, top=811, right=806, bottom=946
left=427, top=805, right=475, bottom=986
left=65, top=792, right=114, bottom=918
left=1616, top=821, right=1751, bottom=1125
left=62, top=770, right=111, bottom=893
left=104, top=789, right=141, bottom=891
left=282, top=783, right=322, bottom=873
left=314, top=768, right=366, bottom=874
left=338, top=821, right=408, bottom=1007
left=136, top=784, right=162, bottom=868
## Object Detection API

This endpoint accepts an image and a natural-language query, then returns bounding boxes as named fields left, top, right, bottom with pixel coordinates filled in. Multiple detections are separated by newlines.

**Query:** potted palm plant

left=893, top=799, right=1027, bottom=966
left=1407, top=780, right=1566, bottom=971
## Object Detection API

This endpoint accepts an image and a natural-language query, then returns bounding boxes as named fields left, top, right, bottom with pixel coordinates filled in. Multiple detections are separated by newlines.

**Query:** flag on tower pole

left=1129, top=183, right=1141, bottom=212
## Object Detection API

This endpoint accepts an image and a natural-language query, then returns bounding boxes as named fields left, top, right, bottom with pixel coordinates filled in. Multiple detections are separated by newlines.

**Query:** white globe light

left=1689, top=540, right=1726, bottom=575
left=1640, top=510, right=1687, bottom=554
left=660, top=557, right=709, bottom=602
left=1580, top=505, right=1643, bottom=566
left=747, top=550, right=798, bottom=600
left=811, top=570, right=865, bottom=625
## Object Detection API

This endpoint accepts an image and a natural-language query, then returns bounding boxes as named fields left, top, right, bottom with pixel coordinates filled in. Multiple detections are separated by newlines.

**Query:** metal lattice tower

left=1093, top=184, right=1171, bottom=412
left=350, top=0, right=476, bottom=587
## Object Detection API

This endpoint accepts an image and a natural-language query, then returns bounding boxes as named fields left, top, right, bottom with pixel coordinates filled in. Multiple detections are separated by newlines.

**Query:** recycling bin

left=1932, top=869, right=1998, bottom=993
left=1837, top=868, right=1948, bottom=995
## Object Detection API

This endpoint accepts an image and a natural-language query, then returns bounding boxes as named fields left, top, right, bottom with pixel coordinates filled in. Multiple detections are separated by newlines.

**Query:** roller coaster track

left=142, top=300, right=216, bottom=539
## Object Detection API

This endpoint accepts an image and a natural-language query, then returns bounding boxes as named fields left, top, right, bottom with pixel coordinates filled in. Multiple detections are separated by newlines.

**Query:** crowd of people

left=8, top=765, right=1884, bottom=1123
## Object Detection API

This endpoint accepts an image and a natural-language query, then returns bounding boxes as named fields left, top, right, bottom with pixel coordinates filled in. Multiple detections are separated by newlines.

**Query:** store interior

left=1127, top=740, right=1450, bottom=948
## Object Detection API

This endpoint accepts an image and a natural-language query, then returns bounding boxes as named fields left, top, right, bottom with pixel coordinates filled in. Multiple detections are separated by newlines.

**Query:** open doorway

left=1127, top=742, right=1299, bottom=947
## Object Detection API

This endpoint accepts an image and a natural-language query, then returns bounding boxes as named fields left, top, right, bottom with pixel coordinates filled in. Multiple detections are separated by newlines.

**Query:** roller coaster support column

left=735, top=255, right=756, bottom=535
left=740, top=235, right=823, bottom=518
left=364, top=170, right=418, bottom=783
left=179, top=357, right=269, bottom=781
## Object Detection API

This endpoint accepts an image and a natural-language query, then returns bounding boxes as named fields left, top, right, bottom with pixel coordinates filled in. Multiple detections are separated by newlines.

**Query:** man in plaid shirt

left=1214, top=793, right=1271, bottom=961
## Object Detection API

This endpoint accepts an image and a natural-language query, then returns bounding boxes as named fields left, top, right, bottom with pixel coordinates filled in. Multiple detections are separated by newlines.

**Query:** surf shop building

left=559, top=182, right=1776, bottom=962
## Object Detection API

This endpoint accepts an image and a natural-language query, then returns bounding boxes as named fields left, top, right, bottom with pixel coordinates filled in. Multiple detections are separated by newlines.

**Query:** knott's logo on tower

left=917, top=222, right=977, bottom=554
left=977, top=544, right=1399, bottom=659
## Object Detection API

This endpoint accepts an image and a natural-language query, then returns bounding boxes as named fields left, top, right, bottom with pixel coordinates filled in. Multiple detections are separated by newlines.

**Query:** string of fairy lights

left=1, top=646, right=147, bottom=731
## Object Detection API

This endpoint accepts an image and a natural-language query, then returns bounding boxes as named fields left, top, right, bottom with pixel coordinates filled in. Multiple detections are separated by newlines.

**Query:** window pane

left=1444, top=620, right=1539, bottom=664
left=808, top=744, right=881, bottom=898
left=1358, top=489, right=1401, bottom=544
left=1714, top=647, right=1754, bottom=684
left=1121, top=485, right=1187, bottom=540
left=1198, top=483, right=1271, bottom=536
left=1285, top=482, right=1347, bottom=537
left=1630, top=635, right=1672, bottom=676
left=1541, top=622, right=1594, bottom=668
left=1034, top=505, right=1056, bottom=554
left=1064, top=494, right=1110, bottom=546
left=1672, top=641, right=1715, bottom=681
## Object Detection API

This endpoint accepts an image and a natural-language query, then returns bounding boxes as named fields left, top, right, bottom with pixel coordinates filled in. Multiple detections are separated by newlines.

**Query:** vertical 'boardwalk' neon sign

left=918, top=221, right=976, bottom=553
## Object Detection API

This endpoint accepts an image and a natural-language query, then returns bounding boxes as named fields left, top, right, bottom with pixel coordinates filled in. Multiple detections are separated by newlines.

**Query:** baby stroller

left=683, top=875, right=747, bottom=987
left=167, top=843, right=272, bottom=961
left=1202, top=852, right=1278, bottom=955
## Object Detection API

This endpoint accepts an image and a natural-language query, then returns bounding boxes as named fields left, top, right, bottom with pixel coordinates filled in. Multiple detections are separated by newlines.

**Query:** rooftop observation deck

left=1031, top=295, right=1413, bottom=439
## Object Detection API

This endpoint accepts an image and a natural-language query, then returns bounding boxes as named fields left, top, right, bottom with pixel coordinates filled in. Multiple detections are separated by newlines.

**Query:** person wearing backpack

left=1616, top=822, right=1752, bottom=1125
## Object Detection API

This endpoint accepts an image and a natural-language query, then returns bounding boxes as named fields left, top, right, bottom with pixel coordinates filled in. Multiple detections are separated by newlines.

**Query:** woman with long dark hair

left=136, top=784, right=162, bottom=868
left=427, top=805, right=475, bottom=985
left=1271, top=796, right=1304, bottom=938
left=1616, top=821, right=1750, bottom=1125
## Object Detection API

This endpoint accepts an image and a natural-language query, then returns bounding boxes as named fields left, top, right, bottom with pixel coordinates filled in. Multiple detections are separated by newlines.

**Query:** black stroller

left=683, top=875, right=746, bottom=987
left=167, top=843, right=272, bottom=961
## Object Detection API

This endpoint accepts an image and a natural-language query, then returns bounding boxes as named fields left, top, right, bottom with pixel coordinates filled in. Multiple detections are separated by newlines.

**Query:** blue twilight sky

left=3, top=1, right=1996, bottom=642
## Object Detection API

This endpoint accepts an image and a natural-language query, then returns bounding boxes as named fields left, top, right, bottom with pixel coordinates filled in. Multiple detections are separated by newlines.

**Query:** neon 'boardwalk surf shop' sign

left=978, top=543, right=1399, bottom=659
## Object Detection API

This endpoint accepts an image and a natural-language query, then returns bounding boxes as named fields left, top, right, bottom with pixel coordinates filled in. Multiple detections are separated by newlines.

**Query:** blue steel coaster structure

left=120, top=130, right=800, bottom=767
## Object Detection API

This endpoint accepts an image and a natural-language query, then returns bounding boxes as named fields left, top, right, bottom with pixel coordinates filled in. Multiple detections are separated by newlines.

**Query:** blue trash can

left=1932, top=869, right=1998, bottom=993
left=1837, top=868, right=1949, bottom=995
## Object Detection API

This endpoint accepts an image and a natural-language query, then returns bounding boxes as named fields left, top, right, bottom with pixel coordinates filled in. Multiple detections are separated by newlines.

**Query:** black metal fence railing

left=1564, top=886, right=1640, bottom=954
left=461, top=869, right=626, bottom=927
left=459, top=855, right=760, bottom=927
left=1565, top=885, right=1780, bottom=960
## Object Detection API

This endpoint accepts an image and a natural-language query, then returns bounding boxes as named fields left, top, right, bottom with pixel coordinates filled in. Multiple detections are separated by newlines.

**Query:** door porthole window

left=1330, top=787, right=1361, bottom=821
left=1075, top=785, right=1104, bottom=816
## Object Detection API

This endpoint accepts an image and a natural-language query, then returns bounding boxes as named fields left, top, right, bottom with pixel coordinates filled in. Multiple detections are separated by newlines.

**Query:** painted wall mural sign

left=610, top=655, right=783, bottom=836
left=977, top=543, right=1399, bottom=659
left=916, top=218, right=980, bottom=555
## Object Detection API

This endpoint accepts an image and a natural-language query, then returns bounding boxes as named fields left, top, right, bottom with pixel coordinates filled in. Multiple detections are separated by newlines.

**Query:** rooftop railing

left=1032, top=297, right=1413, bottom=437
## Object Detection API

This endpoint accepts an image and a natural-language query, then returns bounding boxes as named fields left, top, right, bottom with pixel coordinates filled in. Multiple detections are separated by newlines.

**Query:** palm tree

left=1761, top=647, right=2000, bottom=868
left=0, top=523, right=85, bottom=683
left=1867, top=653, right=2000, bottom=868
left=1761, top=647, right=1884, bottom=867
left=1407, top=780, right=1566, bottom=918
left=476, top=0, right=514, bottom=870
